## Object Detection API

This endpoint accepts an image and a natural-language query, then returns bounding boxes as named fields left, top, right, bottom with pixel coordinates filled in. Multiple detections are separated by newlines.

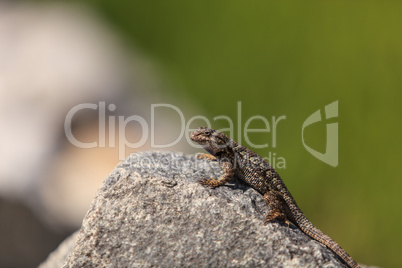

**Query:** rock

left=42, top=151, right=350, bottom=267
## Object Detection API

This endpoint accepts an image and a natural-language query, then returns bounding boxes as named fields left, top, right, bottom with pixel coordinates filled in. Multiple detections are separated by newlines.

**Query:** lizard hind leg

left=263, top=190, right=290, bottom=226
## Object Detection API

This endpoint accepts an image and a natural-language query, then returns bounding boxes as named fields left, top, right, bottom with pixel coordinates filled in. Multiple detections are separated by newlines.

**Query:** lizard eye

left=204, top=131, right=211, bottom=135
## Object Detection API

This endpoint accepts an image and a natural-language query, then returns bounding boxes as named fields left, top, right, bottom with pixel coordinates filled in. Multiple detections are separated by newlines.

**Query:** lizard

left=190, top=127, right=359, bottom=268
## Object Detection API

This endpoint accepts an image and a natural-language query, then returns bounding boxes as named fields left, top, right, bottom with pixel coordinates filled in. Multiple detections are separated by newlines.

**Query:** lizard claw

left=264, top=211, right=287, bottom=225
left=196, top=153, right=217, bottom=161
left=198, top=177, right=220, bottom=188
left=198, top=177, right=209, bottom=185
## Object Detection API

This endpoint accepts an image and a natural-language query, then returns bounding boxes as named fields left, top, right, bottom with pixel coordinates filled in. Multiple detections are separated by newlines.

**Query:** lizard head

left=190, top=127, right=231, bottom=154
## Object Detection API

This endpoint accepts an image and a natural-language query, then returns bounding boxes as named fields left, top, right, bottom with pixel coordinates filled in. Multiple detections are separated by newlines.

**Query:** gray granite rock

left=42, top=151, right=350, bottom=267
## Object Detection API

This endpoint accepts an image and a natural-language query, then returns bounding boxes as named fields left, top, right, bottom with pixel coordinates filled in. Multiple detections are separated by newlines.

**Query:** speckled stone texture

left=42, top=151, right=350, bottom=268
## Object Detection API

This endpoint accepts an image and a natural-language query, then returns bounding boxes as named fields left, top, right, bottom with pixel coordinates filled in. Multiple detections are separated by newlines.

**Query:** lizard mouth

left=189, top=132, right=197, bottom=141
left=190, top=127, right=212, bottom=145
left=190, top=136, right=208, bottom=145
left=190, top=132, right=206, bottom=143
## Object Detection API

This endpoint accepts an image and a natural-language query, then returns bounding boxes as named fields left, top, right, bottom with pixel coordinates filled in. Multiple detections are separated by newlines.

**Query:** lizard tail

left=271, top=176, right=359, bottom=268
left=294, top=213, right=359, bottom=268
left=281, top=194, right=358, bottom=268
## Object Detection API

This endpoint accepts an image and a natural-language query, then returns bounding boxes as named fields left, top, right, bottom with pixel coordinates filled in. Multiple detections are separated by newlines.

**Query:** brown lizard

left=190, top=127, right=359, bottom=268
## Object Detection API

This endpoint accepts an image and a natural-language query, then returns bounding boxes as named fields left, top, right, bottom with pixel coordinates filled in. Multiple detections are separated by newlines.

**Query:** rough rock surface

left=42, top=151, right=351, bottom=267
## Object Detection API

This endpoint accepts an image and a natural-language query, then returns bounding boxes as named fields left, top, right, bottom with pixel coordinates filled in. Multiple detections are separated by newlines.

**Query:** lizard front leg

left=199, top=161, right=234, bottom=188
left=195, top=153, right=217, bottom=161
left=263, top=190, right=290, bottom=225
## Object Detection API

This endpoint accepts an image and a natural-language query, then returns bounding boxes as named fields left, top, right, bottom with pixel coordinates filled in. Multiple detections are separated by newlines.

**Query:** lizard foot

left=198, top=177, right=223, bottom=188
left=196, top=153, right=217, bottom=161
left=264, top=211, right=287, bottom=225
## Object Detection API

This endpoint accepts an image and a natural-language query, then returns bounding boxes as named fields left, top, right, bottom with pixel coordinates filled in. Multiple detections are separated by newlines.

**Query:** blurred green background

left=52, top=1, right=401, bottom=267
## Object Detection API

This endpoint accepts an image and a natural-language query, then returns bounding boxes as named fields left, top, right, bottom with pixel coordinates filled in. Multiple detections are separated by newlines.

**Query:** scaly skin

left=190, top=127, right=359, bottom=268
